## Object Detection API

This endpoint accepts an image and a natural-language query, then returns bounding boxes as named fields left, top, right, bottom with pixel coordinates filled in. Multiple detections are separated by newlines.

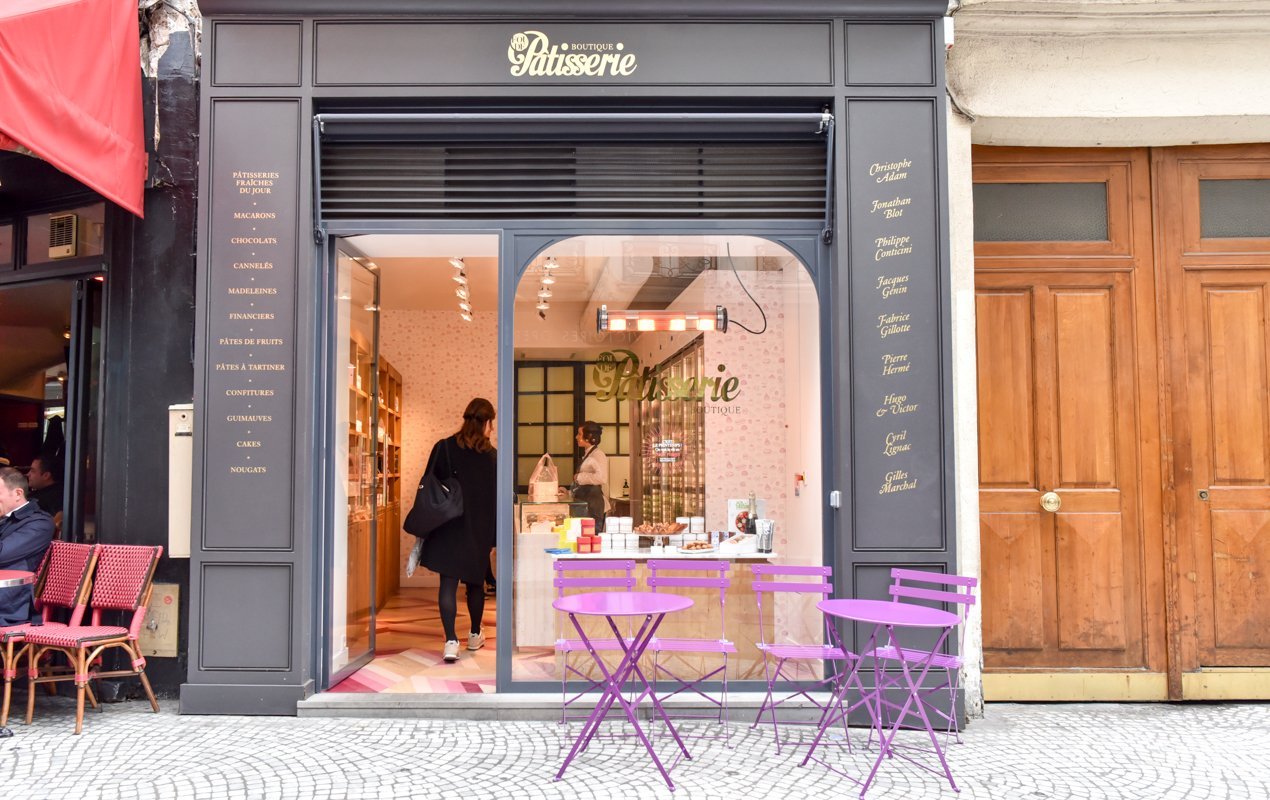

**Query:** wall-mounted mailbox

left=168, top=403, right=194, bottom=559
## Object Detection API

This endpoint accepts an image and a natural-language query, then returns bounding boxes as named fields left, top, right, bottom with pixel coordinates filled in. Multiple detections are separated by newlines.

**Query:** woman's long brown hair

left=455, top=397, right=496, bottom=453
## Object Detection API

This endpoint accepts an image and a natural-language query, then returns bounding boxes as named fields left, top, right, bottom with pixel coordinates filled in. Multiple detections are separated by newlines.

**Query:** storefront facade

left=183, top=1, right=959, bottom=715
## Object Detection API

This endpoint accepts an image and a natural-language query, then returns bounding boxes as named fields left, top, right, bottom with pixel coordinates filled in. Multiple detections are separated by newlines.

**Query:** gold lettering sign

left=508, top=30, right=638, bottom=78
left=592, top=349, right=739, bottom=403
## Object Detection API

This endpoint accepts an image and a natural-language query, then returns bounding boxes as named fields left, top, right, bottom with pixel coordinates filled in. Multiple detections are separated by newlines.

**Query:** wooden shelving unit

left=376, top=360, right=402, bottom=608
left=347, top=335, right=402, bottom=615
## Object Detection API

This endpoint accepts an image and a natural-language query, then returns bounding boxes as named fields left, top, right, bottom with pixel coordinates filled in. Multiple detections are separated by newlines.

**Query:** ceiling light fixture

left=458, top=301, right=473, bottom=313
left=543, top=256, right=559, bottom=271
left=537, top=287, right=552, bottom=299
left=597, top=305, right=729, bottom=334
left=460, top=311, right=473, bottom=322
left=455, top=286, right=470, bottom=301
left=453, top=271, right=468, bottom=285
left=449, top=257, right=465, bottom=270
left=536, top=300, right=550, bottom=311
left=541, top=273, right=556, bottom=286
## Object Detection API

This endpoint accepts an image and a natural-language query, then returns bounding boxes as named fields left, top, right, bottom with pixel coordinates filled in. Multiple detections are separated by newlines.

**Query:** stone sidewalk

left=0, top=698, right=1267, bottom=799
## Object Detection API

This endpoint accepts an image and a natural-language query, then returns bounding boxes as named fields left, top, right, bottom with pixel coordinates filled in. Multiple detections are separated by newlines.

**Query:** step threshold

left=298, top=690, right=833, bottom=721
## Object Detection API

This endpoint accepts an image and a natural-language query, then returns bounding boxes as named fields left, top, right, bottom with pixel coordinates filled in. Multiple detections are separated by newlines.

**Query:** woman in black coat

left=420, top=398, right=497, bottom=663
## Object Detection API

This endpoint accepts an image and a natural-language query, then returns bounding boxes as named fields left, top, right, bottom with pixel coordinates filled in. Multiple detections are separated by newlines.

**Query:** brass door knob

left=1040, top=491, right=1062, bottom=513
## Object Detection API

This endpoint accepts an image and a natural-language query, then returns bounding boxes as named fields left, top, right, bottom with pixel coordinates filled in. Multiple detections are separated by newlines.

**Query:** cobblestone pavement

left=0, top=698, right=1267, bottom=799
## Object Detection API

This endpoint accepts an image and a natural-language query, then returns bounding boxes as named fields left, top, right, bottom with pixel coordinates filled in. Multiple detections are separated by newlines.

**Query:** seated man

left=0, top=467, right=55, bottom=627
left=26, top=453, right=63, bottom=517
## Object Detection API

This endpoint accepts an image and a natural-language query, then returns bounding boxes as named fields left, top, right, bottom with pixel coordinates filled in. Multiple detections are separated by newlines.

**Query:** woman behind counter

left=420, top=398, right=497, bottom=663
left=568, top=420, right=609, bottom=530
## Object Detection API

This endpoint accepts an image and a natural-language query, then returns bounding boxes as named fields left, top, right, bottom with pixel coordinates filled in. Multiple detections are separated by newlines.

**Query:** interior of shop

left=330, top=233, right=501, bottom=693
left=0, top=280, right=75, bottom=535
left=327, top=233, right=825, bottom=694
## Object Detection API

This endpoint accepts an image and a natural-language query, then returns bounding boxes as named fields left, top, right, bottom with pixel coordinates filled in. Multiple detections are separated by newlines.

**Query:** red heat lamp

left=597, top=304, right=728, bottom=333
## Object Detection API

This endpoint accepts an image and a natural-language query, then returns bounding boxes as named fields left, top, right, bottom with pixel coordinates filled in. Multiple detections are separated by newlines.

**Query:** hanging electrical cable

left=725, top=242, right=767, bottom=335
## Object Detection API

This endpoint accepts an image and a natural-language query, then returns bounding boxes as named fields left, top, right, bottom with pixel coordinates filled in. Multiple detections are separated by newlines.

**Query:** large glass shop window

left=511, top=235, right=825, bottom=683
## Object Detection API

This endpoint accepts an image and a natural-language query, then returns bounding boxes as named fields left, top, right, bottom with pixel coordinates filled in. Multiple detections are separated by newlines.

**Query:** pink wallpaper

left=380, top=310, right=499, bottom=586
left=703, top=271, right=789, bottom=540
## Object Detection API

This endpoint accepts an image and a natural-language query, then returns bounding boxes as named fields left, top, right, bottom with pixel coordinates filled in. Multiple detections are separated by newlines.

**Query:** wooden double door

left=975, top=145, right=1270, bottom=699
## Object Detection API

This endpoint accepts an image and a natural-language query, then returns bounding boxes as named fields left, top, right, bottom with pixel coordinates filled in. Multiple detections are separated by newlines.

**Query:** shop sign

left=650, top=438, right=684, bottom=464
left=592, top=349, right=740, bottom=403
left=508, top=30, right=638, bottom=78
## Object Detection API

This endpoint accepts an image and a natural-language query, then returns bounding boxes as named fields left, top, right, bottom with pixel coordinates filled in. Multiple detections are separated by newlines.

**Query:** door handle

left=1040, top=491, right=1062, bottom=513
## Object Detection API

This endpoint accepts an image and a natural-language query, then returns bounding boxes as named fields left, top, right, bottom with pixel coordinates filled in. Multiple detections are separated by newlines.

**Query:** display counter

left=550, top=549, right=778, bottom=561
left=514, top=530, right=800, bottom=666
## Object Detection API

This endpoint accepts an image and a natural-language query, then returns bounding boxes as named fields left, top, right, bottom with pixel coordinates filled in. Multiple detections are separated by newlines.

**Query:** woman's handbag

left=403, top=439, right=463, bottom=539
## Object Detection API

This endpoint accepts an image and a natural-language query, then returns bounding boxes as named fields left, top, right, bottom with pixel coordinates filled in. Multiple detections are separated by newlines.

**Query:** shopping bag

left=406, top=537, right=424, bottom=578
left=528, top=453, right=559, bottom=502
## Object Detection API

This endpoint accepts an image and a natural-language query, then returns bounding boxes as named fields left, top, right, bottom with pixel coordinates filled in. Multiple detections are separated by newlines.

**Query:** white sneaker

left=468, top=630, right=486, bottom=651
left=443, top=640, right=460, bottom=662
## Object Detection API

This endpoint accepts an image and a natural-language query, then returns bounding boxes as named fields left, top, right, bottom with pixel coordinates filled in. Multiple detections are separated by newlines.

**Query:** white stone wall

left=948, top=1, right=1270, bottom=146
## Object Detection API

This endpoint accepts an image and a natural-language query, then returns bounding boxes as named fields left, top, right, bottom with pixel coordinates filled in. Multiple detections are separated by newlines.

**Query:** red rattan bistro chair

left=23, top=544, right=162, bottom=734
left=1, top=542, right=98, bottom=727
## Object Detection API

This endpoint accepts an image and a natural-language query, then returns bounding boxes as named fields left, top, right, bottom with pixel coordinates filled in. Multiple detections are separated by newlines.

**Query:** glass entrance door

left=65, top=277, right=103, bottom=542
left=331, top=247, right=380, bottom=682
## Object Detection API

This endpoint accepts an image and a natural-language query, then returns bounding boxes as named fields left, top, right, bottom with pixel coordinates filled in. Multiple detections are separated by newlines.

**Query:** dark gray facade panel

left=212, top=22, right=304, bottom=87
left=847, top=99, right=944, bottom=551
left=202, top=0, right=950, bottom=17
left=845, top=23, right=935, bottom=86
left=202, top=100, right=301, bottom=552
left=199, top=564, right=295, bottom=671
left=180, top=683, right=310, bottom=716
left=313, top=23, right=833, bottom=86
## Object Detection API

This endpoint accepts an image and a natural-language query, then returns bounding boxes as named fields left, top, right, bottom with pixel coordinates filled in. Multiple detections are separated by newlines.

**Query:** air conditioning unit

left=48, top=213, right=78, bottom=259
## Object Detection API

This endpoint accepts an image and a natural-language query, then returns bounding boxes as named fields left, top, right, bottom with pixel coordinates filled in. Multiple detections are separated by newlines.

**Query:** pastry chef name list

left=867, top=156, right=920, bottom=497
left=213, top=169, right=290, bottom=476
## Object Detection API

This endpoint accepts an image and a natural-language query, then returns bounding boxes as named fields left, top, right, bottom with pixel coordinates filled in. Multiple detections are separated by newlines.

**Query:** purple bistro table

left=552, top=590, right=694, bottom=791
left=802, top=598, right=961, bottom=797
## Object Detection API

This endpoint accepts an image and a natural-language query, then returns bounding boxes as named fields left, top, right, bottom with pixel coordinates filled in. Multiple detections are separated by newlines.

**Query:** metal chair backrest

left=552, top=559, right=637, bottom=644
left=647, top=559, right=731, bottom=640
left=888, top=568, right=978, bottom=658
left=887, top=568, right=977, bottom=622
left=552, top=559, right=637, bottom=596
left=750, top=564, right=834, bottom=648
left=88, top=545, right=163, bottom=639
left=32, top=542, right=98, bottom=627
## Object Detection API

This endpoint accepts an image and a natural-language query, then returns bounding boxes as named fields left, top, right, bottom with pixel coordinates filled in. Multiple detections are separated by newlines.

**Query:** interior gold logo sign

left=592, top=350, right=740, bottom=403
left=507, top=30, right=638, bottom=78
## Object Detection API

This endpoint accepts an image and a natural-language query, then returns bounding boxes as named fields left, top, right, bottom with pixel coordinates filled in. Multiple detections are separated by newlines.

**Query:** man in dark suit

left=25, top=453, right=63, bottom=518
left=0, top=467, right=54, bottom=626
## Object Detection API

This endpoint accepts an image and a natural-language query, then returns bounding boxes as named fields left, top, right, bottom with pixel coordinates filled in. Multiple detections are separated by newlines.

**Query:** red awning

left=0, top=0, right=146, bottom=217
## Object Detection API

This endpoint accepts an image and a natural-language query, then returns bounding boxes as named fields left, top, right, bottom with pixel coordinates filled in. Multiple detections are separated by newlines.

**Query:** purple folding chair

left=750, top=564, right=857, bottom=755
left=553, top=559, right=637, bottom=726
left=866, top=568, right=978, bottom=745
left=646, top=560, right=737, bottom=745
